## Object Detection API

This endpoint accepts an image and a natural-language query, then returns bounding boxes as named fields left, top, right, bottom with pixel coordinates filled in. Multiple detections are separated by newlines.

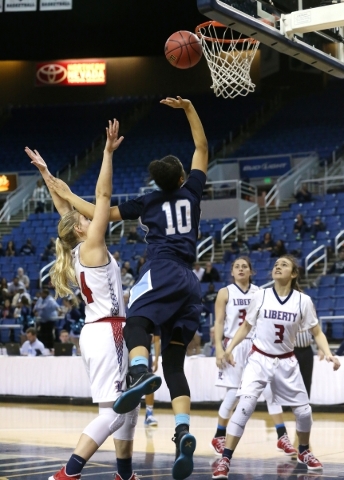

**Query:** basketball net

left=196, top=21, right=260, bottom=99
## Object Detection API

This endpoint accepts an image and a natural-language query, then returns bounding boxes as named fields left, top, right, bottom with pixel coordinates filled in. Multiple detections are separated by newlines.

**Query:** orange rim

left=195, top=20, right=259, bottom=44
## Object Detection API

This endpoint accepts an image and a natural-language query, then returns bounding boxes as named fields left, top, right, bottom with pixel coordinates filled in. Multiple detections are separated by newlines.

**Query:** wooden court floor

left=0, top=403, right=343, bottom=480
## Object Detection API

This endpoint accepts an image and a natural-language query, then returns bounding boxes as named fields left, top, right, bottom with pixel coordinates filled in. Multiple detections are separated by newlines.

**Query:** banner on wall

left=39, top=0, right=72, bottom=10
left=5, top=0, right=37, bottom=11
left=35, top=60, right=106, bottom=86
left=239, top=155, right=291, bottom=178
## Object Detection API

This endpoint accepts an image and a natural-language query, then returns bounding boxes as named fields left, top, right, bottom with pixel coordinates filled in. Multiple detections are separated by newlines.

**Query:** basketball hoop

left=195, top=21, right=260, bottom=99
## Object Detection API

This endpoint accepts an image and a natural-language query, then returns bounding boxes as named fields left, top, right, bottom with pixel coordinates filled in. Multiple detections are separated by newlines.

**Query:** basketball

left=165, top=31, right=202, bottom=69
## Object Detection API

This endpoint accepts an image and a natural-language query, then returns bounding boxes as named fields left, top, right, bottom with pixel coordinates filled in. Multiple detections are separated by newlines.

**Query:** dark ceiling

left=0, top=0, right=206, bottom=61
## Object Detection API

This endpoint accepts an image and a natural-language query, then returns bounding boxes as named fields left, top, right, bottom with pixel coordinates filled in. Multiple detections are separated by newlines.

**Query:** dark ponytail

left=148, top=155, right=184, bottom=192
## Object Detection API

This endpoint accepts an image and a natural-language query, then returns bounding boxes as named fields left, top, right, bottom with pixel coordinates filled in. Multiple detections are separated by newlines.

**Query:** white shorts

left=238, top=350, right=309, bottom=406
left=215, top=338, right=252, bottom=389
left=80, top=320, right=128, bottom=403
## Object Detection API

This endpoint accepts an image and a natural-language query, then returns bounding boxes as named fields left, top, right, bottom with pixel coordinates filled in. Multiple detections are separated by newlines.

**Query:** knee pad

left=227, top=395, right=257, bottom=438
left=292, top=404, right=313, bottom=432
left=123, top=316, right=153, bottom=353
left=83, top=407, right=125, bottom=447
left=162, top=343, right=190, bottom=400
left=219, top=389, right=239, bottom=420
left=113, top=405, right=139, bottom=441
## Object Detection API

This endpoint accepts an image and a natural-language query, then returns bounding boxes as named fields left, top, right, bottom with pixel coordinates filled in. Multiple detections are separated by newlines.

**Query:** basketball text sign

left=40, top=0, right=72, bottom=10
left=239, top=156, right=291, bottom=178
left=35, top=60, right=106, bottom=86
left=5, top=0, right=37, bottom=11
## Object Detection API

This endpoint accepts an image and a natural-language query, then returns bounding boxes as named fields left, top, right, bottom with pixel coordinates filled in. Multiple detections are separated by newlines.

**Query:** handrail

left=260, top=279, right=274, bottom=289
left=202, top=179, right=258, bottom=203
left=243, top=204, right=260, bottom=239
left=298, top=174, right=344, bottom=196
left=109, top=220, right=125, bottom=240
left=196, top=236, right=214, bottom=262
left=334, top=230, right=344, bottom=255
left=318, top=315, right=344, bottom=333
left=39, top=259, right=56, bottom=288
left=265, top=153, right=318, bottom=210
left=220, top=219, right=238, bottom=247
left=304, top=245, right=327, bottom=280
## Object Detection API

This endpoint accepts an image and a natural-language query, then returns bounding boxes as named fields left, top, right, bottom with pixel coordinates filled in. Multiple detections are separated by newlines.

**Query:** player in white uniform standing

left=213, top=255, right=341, bottom=479
left=211, top=257, right=296, bottom=457
left=25, top=120, right=140, bottom=480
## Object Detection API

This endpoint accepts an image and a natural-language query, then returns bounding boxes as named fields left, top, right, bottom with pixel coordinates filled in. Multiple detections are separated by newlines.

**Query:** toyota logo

left=36, top=64, right=67, bottom=84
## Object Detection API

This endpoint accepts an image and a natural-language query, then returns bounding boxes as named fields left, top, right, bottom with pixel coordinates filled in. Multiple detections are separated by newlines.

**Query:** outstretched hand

left=46, top=176, right=72, bottom=200
left=160, top=96, right=191, bottom=110
left=25, top=147, right=48, bottom=172
left=224, top=349, right=236, bottom=367
left=105, top=119, right=124, bottom=153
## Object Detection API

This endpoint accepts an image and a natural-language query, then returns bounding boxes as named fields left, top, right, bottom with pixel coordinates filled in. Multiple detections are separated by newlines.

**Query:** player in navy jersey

left=47, top=96, right=208, bottom=480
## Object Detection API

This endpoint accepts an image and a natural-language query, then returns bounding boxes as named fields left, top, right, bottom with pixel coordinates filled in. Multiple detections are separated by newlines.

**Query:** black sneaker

left=172, top=430, right=196, bottom=480
left=113, top=371, right=162, bottom=414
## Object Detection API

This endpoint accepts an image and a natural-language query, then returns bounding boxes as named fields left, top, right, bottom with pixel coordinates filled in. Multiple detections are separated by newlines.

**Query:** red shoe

left=277, top=434, right=298, bottom=456
left=48, top=466, right=81, bottom=480
left=114, top=474, right=140, bottom=480
left=212, top=457, right=230, bottom=479
left=297, top=450, right=323, bottom=470
left=210, top=436, right=226, bottom=456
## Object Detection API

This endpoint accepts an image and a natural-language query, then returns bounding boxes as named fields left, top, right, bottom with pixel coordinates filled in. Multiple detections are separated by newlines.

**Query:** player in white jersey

left=211, top=257, right=296, bottom=458
left=213, top=255, right=341, bottom=479
left=25, top=120, right=140, bottom=480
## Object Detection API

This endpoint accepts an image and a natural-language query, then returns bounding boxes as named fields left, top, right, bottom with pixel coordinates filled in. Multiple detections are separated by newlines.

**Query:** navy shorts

left=127, top=258, right=203, bottom=351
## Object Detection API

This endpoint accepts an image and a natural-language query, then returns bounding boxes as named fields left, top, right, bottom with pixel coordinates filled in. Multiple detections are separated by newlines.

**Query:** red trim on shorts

left=94, top=316, right=126, bottom=323
left=252, top=343, right=294, bottom=359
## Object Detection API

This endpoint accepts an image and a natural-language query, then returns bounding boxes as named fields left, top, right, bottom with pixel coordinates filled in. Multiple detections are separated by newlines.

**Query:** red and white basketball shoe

left=115, top=474, right=140, bottom=480
left=48, top=466, right=81, bottom=480
left=277, top=434, right=298, bottom=456
left=297, top=450, right=323, bottom=470
left=210, top=436, right=226, bottom=455
left=212, top=457, right=230, bottom=479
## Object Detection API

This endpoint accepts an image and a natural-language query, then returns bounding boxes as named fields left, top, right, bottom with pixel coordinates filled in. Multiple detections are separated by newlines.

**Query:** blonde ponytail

left=50, top=210, right=79, bottom=299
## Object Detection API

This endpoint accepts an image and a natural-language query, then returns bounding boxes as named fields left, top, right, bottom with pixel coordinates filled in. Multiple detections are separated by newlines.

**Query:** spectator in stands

left=121, top=265, right=135, bottom=287
left=258, top=232, right=274, bottom=252
left=295, top=184, right=312, bottom=203
left=41, top=237, right=56, bottom=261
left=5, top=240, right=16, bottom=257
left=310, top=216, right=326, bottom=239
left=193, top=262, right=205, bottom=281
left=126, top=225, right=143, bottom=244
left=0, top=298, right=14, bottom=319
left=32, top=178, right=50, bottom=214
left=201, top=261, right=220, bottom=283
left=17, top=267, right=30, bottom=290
left=62, top=296, right=83, bottom=353
left=203, top=326, right=216, bottom=357
left=112, top=250, right=122, bottom=267
left=17, top=296, right=34, bottom=332
left=0, top=277, right=9, bottom=303
left=0, top=242, right=5, bottom=257
left=19, top=238, right=36, bottom=256
left=33, top=288, right=61, bottom=349
left=223, top=235, right=249, bottom=263
left=20, top=327, right=45, bottom=356
left=11, top=284, right=31, bottom=307
left=335, top=339, right=344, bottom=356
left=294, top=213, right=308, bottom=240
left=136, top=256, right=146, bottom=277
left=327, top=248, right=344, bottom=275
left=123, top=260, right=134, bottom=276
left=202, top=283, right=218, bottom=304
left=7, top=277, right=24, bottom=298
left=271, top=239, right=287, bottom=258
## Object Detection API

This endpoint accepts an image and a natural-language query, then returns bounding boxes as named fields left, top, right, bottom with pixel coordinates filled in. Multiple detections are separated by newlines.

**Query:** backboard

left=197, top=0, right=344, bottom=77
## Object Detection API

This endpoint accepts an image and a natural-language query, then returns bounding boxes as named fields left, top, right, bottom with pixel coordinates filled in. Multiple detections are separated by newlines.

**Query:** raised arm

left=160, top=96, right=208, bottom=174
left=25, top=147, right=72, bottom=216
left=78, top=119, right=124, bottom=265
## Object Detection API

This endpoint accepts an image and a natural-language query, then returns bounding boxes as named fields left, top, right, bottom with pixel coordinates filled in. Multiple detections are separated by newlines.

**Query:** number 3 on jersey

left=80, top=271, right=94, bottom=304
left=162, top=200, right=191, bottom=235
left=274, top=324, right=285, bottom=343
left=238, top=309, right=246, bottom=326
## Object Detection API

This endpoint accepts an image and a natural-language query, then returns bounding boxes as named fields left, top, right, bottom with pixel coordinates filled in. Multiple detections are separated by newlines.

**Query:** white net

left=196, top=21, right=260, bottom=99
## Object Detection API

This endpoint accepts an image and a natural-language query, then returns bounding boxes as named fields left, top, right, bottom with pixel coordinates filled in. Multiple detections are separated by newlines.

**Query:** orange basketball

left=165, top=31, right=202, bottom=69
